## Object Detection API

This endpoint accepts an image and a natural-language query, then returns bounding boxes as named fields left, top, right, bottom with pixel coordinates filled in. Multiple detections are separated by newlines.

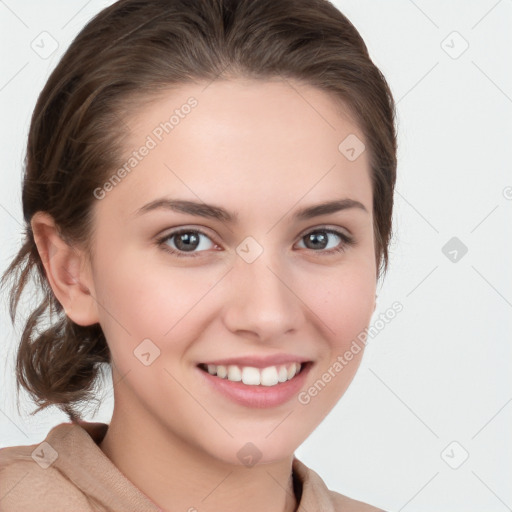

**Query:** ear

left=30, top=211, right=99, bottom=327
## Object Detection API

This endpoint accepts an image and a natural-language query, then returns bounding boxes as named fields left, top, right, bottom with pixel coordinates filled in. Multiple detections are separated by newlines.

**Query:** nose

left=222, top=252, right=305, bottom=343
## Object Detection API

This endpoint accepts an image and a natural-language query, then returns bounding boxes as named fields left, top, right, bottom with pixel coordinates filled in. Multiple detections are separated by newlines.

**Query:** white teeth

left=260, top=366, right=279, bottom=386
left=227, top=365, right=242, bottom=382
left=277, top=365, right=288, bottom=382
left=287, top=363, right=297, bottom=380
left=217, top=365, right=227, bottom=378
left=202, top=362, right=304, bottom=387
left=242, top=367, right=261, bottom=385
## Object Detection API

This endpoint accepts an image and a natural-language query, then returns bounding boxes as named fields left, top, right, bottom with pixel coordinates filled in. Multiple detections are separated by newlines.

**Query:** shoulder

left=292, top=456, right=385, bottom=512
left=0, top=440, right=94, bottom=511
left=328, top=489, right=386, bottom=511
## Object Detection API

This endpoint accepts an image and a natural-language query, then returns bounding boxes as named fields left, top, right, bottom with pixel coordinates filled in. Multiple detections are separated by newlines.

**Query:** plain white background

left=1, top=1, right=511, bottom=511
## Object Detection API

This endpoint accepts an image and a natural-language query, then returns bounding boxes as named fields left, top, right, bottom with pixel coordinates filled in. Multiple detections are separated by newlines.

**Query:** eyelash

left=155, top=227, right=356, bottom=259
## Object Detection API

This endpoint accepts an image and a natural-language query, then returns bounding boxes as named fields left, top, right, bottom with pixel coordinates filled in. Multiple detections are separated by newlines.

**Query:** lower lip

left=197, top=363, right=312, bottom=408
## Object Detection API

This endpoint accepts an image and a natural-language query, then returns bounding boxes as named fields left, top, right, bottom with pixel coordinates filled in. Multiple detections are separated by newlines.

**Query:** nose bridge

left=223, top=244, right=304, bottom=339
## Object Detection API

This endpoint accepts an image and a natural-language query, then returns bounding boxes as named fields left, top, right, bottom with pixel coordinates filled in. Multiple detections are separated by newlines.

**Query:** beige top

left=0, top=421, right=384, bottom=511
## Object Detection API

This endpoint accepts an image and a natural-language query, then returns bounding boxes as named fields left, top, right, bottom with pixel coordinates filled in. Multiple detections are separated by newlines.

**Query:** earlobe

left=30, top=211, right=99, bottom=327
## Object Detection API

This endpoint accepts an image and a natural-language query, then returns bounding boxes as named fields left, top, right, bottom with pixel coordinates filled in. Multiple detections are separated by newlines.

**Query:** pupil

left=307, top=232, right=327, bottom=249
left=176, top=232, right=199, bottom=251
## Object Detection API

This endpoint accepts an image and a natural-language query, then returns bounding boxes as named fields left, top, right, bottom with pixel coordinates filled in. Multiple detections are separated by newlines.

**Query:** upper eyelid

left=158, top=226, right=217, bottom=244
left=296, top=223, right=352, bottom=239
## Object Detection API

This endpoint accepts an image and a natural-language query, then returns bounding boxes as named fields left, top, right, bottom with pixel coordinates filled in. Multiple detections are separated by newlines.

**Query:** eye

left=156, top=226, right=355, bottom=259
left=296, top=228, right=355, bottom=255
left=156, top=228, right=217, bottom=258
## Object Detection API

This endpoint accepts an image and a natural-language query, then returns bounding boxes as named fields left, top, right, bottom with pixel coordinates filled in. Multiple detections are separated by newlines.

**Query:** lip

left=196, top=361, right=313, bottom=408
left=199, top=354, right=312, bottom=369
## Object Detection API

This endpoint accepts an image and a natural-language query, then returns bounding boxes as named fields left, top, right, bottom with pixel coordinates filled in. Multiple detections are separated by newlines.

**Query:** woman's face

left=85, top=78, right=376, bottom=464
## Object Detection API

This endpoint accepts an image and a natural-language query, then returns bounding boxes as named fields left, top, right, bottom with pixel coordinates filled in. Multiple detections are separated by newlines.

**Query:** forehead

left=98, top=79, right=372, bottom=219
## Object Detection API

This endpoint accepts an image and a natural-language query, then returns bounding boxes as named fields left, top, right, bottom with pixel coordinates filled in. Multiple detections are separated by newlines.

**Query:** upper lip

left=199, top=354, right=312, bottom=369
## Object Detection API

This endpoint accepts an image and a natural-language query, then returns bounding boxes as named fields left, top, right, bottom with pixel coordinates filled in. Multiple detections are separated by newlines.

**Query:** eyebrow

left=134, top=197, right=368, bottom=223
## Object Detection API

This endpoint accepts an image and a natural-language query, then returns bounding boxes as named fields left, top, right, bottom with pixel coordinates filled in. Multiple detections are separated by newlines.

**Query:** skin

left=32, top=78, right=377, bottom=512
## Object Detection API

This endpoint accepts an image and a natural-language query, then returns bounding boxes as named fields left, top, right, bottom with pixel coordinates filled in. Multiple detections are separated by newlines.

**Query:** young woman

left=0, top=0, right=396, bottom=510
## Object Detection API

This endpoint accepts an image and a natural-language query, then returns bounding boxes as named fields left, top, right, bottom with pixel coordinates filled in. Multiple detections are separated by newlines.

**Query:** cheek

left=92, top=247, right=218, bottom=351
left=291, top=266, right=375, bottom=427
left=305, top=262, right=376, bottom=344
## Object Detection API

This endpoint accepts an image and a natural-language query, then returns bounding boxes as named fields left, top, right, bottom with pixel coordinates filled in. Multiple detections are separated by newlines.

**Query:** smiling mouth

left=197, top=361, right=311, bottom=387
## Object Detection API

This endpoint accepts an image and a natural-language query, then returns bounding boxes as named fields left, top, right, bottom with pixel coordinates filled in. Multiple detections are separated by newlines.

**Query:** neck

left=99, top=406, right=299, bottom=512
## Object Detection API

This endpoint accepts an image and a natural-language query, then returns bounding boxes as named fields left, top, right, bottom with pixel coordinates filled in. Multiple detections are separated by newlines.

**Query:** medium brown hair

left=1, top=0, right=397, bottom=422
